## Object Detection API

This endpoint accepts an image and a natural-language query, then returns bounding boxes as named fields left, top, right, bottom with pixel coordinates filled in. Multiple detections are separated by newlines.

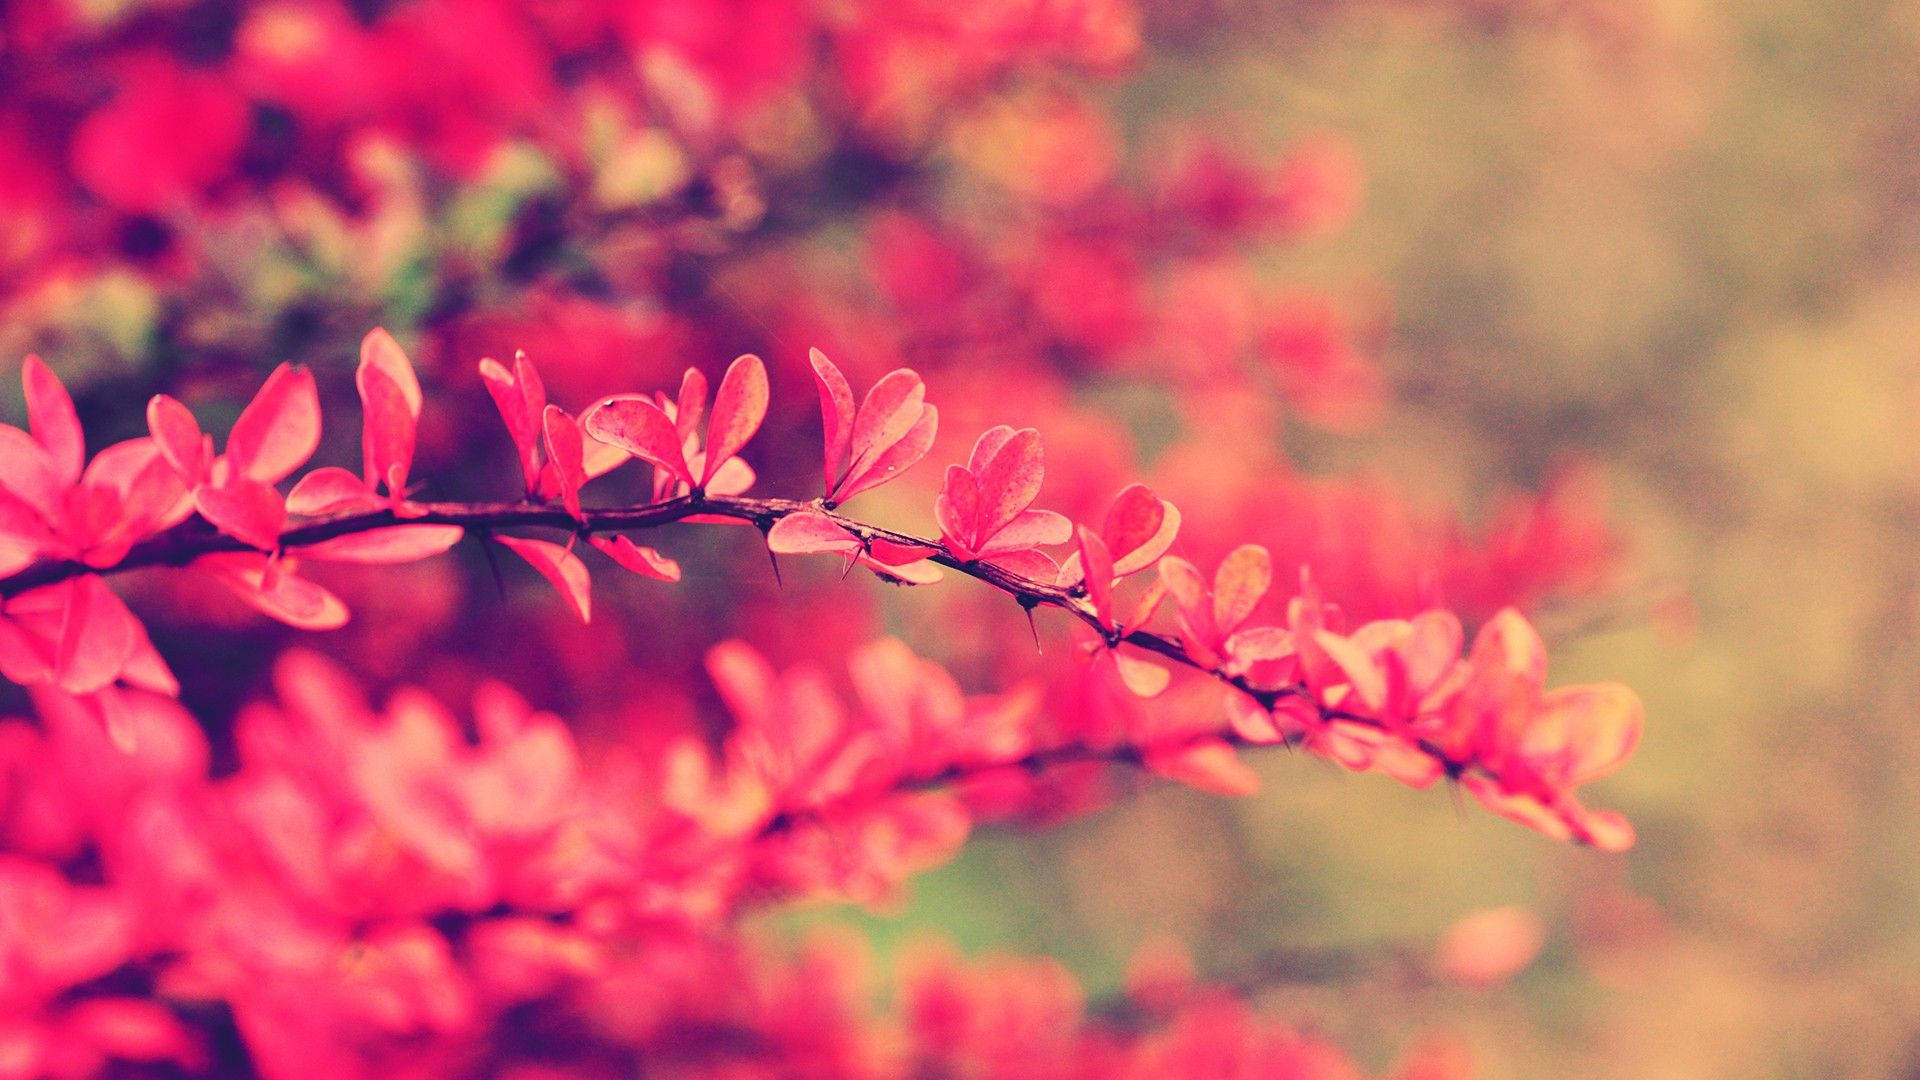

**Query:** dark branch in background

left=2, top=490, right=1539, bottom=832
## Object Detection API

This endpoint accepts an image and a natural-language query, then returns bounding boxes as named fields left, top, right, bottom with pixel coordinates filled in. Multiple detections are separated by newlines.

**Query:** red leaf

left=298, top=525, right=463, bottom=563
left=701, top=354, right=768, bottom=486
left=194, top=478, right=287, bottom=551
left=810, top=348, right=856, bottom=491
left=227, top=363, right=320, bottom=484
left=541, top=405, right=586, bottom=520
left=285, top=467, right=379, bottom=516
left=497, top=536, right=592, bottom=623
left=581, top=395, right=689, bottom=488
left=587, top=535, right=681, bottom=581
left=145, top=395, right=211, bottom=483
left=22, top=355, right=84, bottom=486
left=195, top=553, right=350, bottom=629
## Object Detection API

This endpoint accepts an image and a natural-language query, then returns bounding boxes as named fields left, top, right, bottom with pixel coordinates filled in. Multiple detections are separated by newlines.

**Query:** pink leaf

left=675, top=367, right=709, bottom=443
left=838, top=403, right=937, bottom=503
left=978, top=509, right=1073, bottom=557
left=196, top=553, right=349, bottom=630
left=766, top=512, right=861, bottom=556
left=298, top=525, right=463, bottom=563
left=1144, top=738, right=1259, bottom=796
left=194, top=479, right=287, bottom=551
left=479, top=354, right=547, bottom=494
left=286, top=467, right=378, bottom=516
left=840, top=369, right=926, bottom=489
left=588, top=535, right=680, bottom=581
left=935, top=465, right=979, bottom=559
left=357, top=363, right=416, bottom=495
left=1212, top=544, right=1272, bottom=635
left=497, top=536, right=591, bottom=623
left=23, top=355, right=84, bottom=486
left=145, top=395, right=210, bottom=483
left=1106, top=488, right=1180, bottom=577
left=1111, top=652, right=1170, bottom=697
left=701, top=354, right=768, bottom=486
left=0, top=425, right=66, bottom=513
left=581, top=395, right=689, bottom=488
left=810, top=348, right=856, bottom=491
left=1076, top=525, right=1115, bottom=628
left=541, top=405, right=586, bottom=520
left=358, top=327, right=422, bottom=418
left=227, top=363, right=320, bottom=484
left=44, top=576, right=137, bottom=694
left=971, top=427, right=1044, bottom=538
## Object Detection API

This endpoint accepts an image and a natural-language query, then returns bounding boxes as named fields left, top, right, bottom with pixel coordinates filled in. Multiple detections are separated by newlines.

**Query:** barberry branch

left=1, top=487, right=1583, bottom=839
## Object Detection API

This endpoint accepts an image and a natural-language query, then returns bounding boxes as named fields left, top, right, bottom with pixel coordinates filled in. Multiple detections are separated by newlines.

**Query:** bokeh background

left=7, top=0, right=1920, bottom=1076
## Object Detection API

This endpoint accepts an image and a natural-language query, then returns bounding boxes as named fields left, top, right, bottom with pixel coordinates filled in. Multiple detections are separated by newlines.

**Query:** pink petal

left=23, top=355, right=84, bottom=486
left=588, top=535, right=680, bottom=581
left=496, top=536, right=591, bottom=623
left=809, top=348, right=856, bottom=490
left=766, top=511, right=861, bottom=556
left=581, top=395, right=689, bottom=488
left=286, top=467, right=379, bottom=516
left=298, top=525, right=463, bottom=563
left=227, top=363, right=321, bottom=484
left=194, top=479, right=287, bottom=550
left=1211, top=544, right=1272, bottom=635
left=700, top=354, right=769, bottom=486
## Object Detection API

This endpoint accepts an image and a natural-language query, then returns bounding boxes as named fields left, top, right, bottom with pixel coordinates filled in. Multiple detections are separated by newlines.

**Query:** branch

left=1, top=490, right=1505, bottom=814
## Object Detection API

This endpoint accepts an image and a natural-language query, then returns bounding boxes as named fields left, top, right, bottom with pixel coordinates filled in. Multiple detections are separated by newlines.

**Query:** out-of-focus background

left=6, top=0, right=1920, bottom=1076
